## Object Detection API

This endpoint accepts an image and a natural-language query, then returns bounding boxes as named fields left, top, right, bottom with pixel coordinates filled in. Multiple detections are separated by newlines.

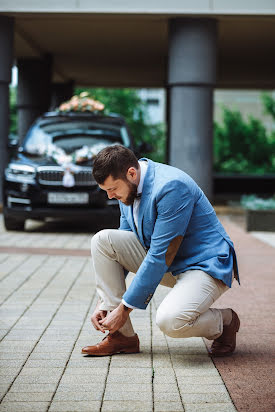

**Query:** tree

left=75, top=87, right=166, bottom=163
left=261, top=92, right=275, bottom=120
left=214, top=106, right=275, bottom=174
left=9, top=86, right=17, bottom=137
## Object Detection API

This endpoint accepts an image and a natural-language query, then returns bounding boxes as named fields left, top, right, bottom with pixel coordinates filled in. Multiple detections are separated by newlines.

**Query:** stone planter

left=245, top=209, right=275, bottom=231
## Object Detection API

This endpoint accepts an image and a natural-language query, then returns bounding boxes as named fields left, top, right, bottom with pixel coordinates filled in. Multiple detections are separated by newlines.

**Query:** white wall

left=139, top=89, right=165, bottom=125
left=1, top=0, right=275, bottom=14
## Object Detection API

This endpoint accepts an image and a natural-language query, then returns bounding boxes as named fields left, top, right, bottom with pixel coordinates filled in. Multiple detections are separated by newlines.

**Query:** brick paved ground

left=0, top=215, right=273, bottom=412
left=205, top=216, right=275, bottom=412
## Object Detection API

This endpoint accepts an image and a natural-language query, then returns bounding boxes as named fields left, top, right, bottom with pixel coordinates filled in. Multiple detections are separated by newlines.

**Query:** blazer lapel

left=137, top=159, right=155, bottom=247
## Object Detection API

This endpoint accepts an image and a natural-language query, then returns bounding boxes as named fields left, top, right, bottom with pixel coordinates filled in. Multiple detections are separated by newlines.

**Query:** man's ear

left=126, top=167, right=137, bottom=181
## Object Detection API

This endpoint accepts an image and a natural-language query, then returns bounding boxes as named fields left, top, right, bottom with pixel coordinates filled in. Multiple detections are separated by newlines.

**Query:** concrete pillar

left=0, top=16, right=14, bottom=204
left=50, top=80, right=75, bottom=110
left=168, top=18, right=217, bottom=199
left=17, top=55, right=52, bottom=143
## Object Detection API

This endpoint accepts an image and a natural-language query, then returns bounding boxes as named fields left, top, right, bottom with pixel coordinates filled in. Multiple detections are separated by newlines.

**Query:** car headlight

left=5, top=163, right=36, bottom=184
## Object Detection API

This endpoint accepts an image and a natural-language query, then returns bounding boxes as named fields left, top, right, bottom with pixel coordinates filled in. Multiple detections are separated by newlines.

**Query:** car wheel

left=4, top=215, right=25, bottom=231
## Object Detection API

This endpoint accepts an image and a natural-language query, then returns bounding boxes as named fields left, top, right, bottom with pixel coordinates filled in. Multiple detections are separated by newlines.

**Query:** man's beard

left=123, top=180, right=138, bottom=206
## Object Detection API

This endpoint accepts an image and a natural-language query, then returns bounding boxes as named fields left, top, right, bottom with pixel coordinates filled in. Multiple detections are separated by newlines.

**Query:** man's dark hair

left=93, top=145, right=139, bottom=184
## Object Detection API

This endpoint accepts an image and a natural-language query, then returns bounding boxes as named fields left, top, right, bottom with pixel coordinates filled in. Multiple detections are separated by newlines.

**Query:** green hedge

left=214, top=106, right=275, bottom=174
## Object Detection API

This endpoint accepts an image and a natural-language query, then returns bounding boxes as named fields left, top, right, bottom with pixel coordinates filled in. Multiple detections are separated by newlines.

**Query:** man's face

left=99, top=174, right=138, bottom=206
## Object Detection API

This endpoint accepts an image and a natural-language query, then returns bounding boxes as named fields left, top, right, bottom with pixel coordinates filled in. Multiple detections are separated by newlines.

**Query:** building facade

left=0, top=1, right=275, bottom=201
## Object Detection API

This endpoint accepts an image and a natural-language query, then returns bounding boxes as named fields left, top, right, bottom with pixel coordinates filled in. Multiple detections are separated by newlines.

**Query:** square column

left=17, top=56, right=52, bottom=143
left=0, top=16, right=14, bottom=204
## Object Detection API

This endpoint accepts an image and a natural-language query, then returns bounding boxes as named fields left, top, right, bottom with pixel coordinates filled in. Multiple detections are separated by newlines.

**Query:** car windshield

left=23, top=119, right=130, bottom=155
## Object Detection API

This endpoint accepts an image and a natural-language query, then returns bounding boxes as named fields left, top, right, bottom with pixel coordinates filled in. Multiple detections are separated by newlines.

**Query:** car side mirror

left=8, top=139, right=19, bottom=150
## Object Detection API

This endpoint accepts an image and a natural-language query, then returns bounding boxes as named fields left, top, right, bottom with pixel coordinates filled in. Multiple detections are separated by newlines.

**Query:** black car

left=3, top=111, right=136, bottom=231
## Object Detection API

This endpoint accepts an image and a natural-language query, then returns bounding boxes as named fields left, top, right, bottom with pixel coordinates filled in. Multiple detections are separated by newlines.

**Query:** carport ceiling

left=11, top=14, right=275, bottom=87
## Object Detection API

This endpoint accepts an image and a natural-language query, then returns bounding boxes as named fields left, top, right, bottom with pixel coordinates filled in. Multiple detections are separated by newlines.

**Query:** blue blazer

left=120, top=159, right=240, bottom=309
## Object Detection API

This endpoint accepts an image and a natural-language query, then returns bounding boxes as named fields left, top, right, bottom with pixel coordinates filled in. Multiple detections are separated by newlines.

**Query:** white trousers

left=91, top=229, right=230, bottom=340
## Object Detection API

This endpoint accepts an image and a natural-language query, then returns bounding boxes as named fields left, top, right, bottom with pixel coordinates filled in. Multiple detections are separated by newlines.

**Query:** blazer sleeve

left=122, top=180, right=194, bottom=309
left=119, top=202, right=132, bottom=232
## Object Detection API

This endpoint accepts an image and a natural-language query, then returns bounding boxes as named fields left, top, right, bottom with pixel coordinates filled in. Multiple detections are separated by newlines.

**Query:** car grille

left=37, top=166, right=96, bottom=186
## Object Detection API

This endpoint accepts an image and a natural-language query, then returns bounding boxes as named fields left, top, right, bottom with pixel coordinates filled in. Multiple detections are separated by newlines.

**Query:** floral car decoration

left=43, top=142, right=111, bottom=188
left=38, top=93, right=113, bottom=187
left=58, top=92, right=105, bottom=113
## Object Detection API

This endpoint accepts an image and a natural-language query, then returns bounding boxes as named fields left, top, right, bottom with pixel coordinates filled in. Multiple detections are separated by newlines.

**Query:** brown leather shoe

left=81, top=331, right=140, bottom=356
left=209, top=310, right=240, bottom=357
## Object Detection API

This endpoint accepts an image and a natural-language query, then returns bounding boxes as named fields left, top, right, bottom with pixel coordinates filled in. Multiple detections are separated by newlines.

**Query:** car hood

left=11, top=152, right=94, bottom=168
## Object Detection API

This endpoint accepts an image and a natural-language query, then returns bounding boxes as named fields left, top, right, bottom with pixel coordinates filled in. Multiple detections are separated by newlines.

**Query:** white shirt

left=122, top=159, right=148, bottom=310
left=133, top=160, right=148, bottom=228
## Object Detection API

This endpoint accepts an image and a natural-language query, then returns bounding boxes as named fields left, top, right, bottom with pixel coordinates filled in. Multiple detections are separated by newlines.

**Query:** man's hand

left=91, top=300, right=107, bottom=333
left=99, top=303, right=132, bottom=334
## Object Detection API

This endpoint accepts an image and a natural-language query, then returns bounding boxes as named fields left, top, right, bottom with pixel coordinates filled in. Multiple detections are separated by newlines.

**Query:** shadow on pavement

left=24, top=215, right=120, bottom=234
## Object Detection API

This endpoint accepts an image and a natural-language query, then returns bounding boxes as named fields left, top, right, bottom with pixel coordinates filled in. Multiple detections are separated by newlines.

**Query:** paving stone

left=105, top=383, right=151, bottom=392
left=0, top=367, right=22, bottom=376
left=54, top=390, right=103, bottom=401
left=20, top=367, right=63, bottom=376
left=0, top=330, right=9, bottom=340
left=178, top=384, right=227, bottom=394
left=154, top=368, right=176, bottom=377
left=37, top=336, right=77, bottom=342
left=176, top=376, right=223, bottom=385
left=110, top=357, right=151, bottom=368
left=60, top=375, right=106, bottom=384
left=0, top=385, right=10, bottom=394
left=175, top=368, right=220, bottom=377
left=0, top=401, right=50, bottom=412
left=151, top=346, right=169, bottom=354
left=101, top=401, right=152, bottom=412
left=107, top=374, right=152, bottom=384
left=153, top=384, right=180, bottom=393
left=181, top=392, right=231, bottom=404
left=49, top=401, right=101, bottom=411
left=172, top=346, right=207, bottom=355
left=64, top=367, right=107, bottom=375
left=171, top=354, right=211, bottom=365
left=56, top=383, right=105, bottom=392
left=25, top=359, right=67, bottom=368
left=171, top=353, right=208, bottom=360
left=0, top=360, right=25, bottom=368
left=31, top=347, right=72, bottom=355
left=154, top=401, right=184, bottom=411
left=0, top=376, right=15, bottom=384
left=173, top=362, right=214, bottom=371
left=67, top=358, right=109, bottom=367
left=34, top=342, right=74, bottom=352
left=153, top=356, right=172, bottom=368
left=0, top=352, right=29, bottom=360
left=153, top=375, right=177, bottom=384
left=15, top=323, right=47, bottom=330
left=104, top=390, right=152, bottom=401
left=4, top=392, right=53, bottom=402
left=108, top=367, right=152, bottom=377
left=28, top=352, right=69, bottom=361
left=154, top=391, right=181, bottom=402
left=9, top=383, right=57, bottom=393
left=184, top=404, right=237, bottom=412
left=0, top=342, right=35, bottom=351
left=14, top=375, right=61, bottom=384
left=4, top=333, right=41, bottom=341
